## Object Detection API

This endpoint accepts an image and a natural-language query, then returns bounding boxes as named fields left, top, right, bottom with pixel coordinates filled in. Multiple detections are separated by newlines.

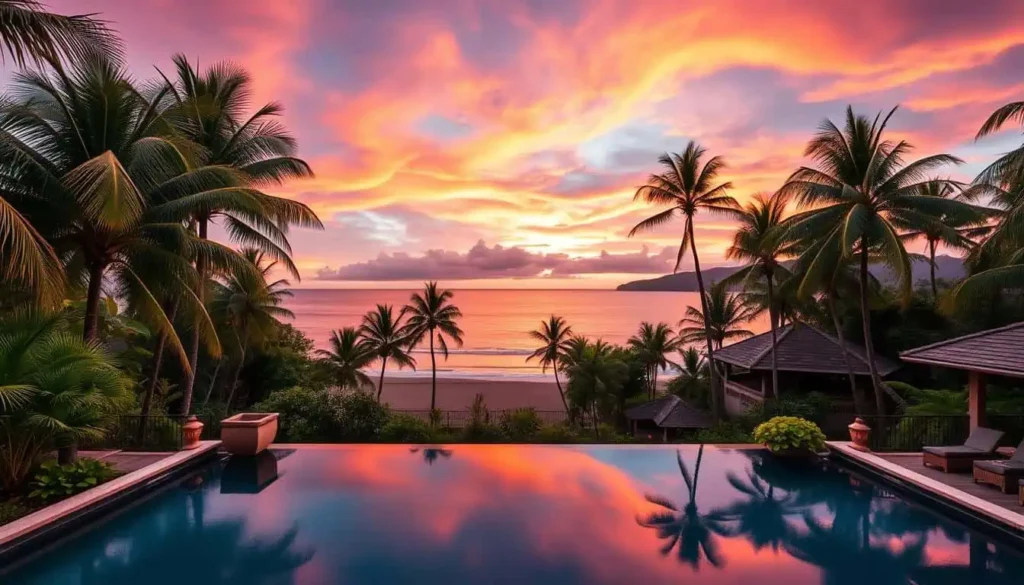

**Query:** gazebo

left=713, top=320, right=901, bottom=416
left=900, top=322, right=1024, bottom=431
left=624, top=394, right=712, bottom=442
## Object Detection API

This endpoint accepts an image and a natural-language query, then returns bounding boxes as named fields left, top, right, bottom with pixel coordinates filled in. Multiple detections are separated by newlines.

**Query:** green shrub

left=380, top=414, right=434, bottom=443
left=533, top=423, right=581, bottom=444
left=695, top=423, right=753, bottom=444
left=336, top=391, right=391, bottom=441
left=739, top=393, right=833, bottom=431
left=0, top=499, right=33, bottom=525
left=594, top=423, right=633, bottom=443
left=499, top=408, right=543, bottom=441
left=752, top=416, right=826, bottom=453
left=252, top=386, right=344, bottom=442
left=461, top=423, right=507, bottom=443
left=29, top=459, right=118, bottom=502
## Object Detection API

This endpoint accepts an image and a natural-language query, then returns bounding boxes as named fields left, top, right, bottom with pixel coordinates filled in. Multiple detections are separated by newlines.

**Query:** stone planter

left=220, top=413, right=279, bottom=456
left=848, top=417, right=872, bottom=451
left=182, top=416, right=204, bottom=450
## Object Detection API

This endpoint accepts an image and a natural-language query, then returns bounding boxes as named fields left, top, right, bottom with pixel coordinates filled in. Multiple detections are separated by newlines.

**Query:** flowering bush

left=752, top=416, right=826, bottom=453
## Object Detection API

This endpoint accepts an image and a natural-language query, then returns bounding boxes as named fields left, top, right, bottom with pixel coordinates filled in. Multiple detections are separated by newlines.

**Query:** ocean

left=285, top=289, right=770, bottom=381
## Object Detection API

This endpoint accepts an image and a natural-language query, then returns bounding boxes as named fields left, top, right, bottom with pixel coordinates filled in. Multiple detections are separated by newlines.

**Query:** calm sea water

left=285, top=289, right=769, bottom=379
left=7, top=445, right=1022, bottom=584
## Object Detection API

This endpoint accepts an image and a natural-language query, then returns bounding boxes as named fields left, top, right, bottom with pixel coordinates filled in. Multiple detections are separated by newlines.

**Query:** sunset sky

left=48, top=0, right=1024, bottom=288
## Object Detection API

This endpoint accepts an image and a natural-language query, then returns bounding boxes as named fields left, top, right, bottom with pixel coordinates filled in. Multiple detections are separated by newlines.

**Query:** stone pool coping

left=0, top=441, right=220, bottom=549
left=827, top=441, right=1024, bottom=533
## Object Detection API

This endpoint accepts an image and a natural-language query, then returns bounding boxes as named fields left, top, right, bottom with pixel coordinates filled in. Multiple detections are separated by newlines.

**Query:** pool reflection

left=6, top=445, right=1024, bottom=585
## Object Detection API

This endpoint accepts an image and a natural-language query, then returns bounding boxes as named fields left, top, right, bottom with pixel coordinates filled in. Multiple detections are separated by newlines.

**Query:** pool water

left=5, top=445, right=1023, bottom=584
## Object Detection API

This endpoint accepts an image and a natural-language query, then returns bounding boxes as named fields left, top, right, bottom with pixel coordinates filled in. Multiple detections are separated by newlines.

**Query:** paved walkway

left=880, top=452, right=1021, bottom=513
left=80, top=451, right=171, bottom=473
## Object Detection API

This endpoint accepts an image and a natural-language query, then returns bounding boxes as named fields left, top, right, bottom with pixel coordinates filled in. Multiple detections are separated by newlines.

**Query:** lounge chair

left=973, top=439, right=1024, bottom=494
left=922, top=427, right=1004, bottom=472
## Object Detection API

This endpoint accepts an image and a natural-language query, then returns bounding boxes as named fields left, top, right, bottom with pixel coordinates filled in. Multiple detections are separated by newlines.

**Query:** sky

left=47, top=0, right=1024, bottom=288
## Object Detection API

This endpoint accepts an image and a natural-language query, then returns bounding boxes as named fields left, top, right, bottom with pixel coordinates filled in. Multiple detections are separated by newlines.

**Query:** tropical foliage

left=403, top=282, right=463, bottom=415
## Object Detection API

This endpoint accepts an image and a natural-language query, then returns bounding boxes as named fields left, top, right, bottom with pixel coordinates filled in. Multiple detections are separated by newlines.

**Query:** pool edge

left=0, top=441, right=221, bottom=563
left=827, top=441, right=1024, bottom=540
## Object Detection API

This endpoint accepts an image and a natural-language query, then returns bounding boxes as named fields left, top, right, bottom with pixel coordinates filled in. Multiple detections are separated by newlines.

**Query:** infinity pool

left=5, top=445, right=1023, bottom=584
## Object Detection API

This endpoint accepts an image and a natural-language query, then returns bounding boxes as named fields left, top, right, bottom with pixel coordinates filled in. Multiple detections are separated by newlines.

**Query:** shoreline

left=374, top=376, right=566, bottom=411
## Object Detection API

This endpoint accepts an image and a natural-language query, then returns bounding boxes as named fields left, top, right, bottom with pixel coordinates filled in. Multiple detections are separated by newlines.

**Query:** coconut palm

left=564, top=339, right=626, bottom=435
left=637, top=446, right=731, bottom=570
left=667, top=347, right=710, bottom=408
left=954, top=175, right=1024, bottom=305
left=0, top=55, right=247, bottom=368
left=0, top=311, right=132, bottom=488
left=359, top=304, right=416, bottom=402
left=161, top=55, right=321, bottom=417
left=0, top=1, right=120, bottom=67
left=317, top=327, right=375, bottom=391
left=404, top=282, right=464, bottom=415
left=627, top=322, right=680, bottom=400
left=975, top=99, right=1024, bottom=185
left=781, top=106, right=983, bottom=415
left=678, top=281, right=758, bottom=350
left=897, top=180, right=990, bottom=298
left=721, top=192, right=796, bottom=398
left=526, top=315, right=573, bottom=415
left=210, top=249, right=294, bottom=409
left=628, top=141, right=739, bottom=418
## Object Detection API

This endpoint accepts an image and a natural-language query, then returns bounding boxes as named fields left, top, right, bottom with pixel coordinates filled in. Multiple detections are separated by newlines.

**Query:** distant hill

left=616, top=255, right=966, bottom=292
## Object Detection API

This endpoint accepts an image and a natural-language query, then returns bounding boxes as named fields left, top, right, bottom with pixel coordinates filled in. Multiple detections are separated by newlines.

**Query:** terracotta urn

left=220, top=413, right=279, bottom=456
left=848, top=417, right=871, bottom=451
left=182, top=416, right=204, bottom=450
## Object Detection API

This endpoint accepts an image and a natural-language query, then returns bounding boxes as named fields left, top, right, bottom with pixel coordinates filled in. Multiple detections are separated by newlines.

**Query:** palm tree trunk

left=376, top=357, right=388, bottom=402
left=429, top=328, right=438, bottom=416
left=201, top=359, right=222, bottom=408
left=687, top=220, right=720, bottom=421
left=140, top=300, right=180, bottom=422
left=929, top=239, right=938, bottom=298
left=766, top=273, right=779, bottom=401
left=829, top=292, right=867, bottom=414
left=553, top=369, right=570, bottom=415
left=82, top=261, right=105, bottom=342
left=180, top=218, right=208, bottom=416
left=225, top=346, right=247, bottom=412
left=859, top=242, right=886, bottom=416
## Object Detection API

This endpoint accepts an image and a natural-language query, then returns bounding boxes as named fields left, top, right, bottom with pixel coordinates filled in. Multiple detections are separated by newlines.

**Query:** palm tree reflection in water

left=636, top=445, right=730, bottom=570
left=410, top=446, right=453, bottom=466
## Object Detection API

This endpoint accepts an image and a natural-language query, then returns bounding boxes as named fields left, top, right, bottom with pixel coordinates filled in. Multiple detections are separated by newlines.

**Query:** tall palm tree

left=637, top=447, right=731, bottom=570
left=359, top=304, right=415, bottom=402
left=161, top=54, right=321, bottom=417
left=526, top=315, right=573, bottom=415
left=564, top=339, right=626, bottom=435
left=898, top=180, right=989, bottom=298
left=627, top=322, right=680, bottom=400
left=0, top=1, right=120, bottom=67
left=975, top=99, right=1024, bottom=186
left=404, top=282, right=464, bottom=414
left=0, top=55, right=245, bottom=369
left=721, top=192, right=796, bottom=399
left=316, top=327, right=375, bottom=391
left=667, top=347, right=710, bottom=409
left=628, top=141, right=739, bottom=419
left=954, top=169, right=1024, bottom=304
left=781, top=106, right=982, bottom=415
left=210, top=249, right=294, bottom=409
left=678, top=281, right=758, bottom=350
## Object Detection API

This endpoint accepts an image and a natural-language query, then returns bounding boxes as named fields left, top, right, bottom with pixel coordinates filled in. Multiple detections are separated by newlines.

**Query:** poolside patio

left=879, top=452, right=1021, bottom=514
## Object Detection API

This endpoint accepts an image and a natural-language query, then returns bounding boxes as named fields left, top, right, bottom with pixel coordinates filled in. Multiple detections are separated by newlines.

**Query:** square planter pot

left=220, top=413, right=279, bottom=456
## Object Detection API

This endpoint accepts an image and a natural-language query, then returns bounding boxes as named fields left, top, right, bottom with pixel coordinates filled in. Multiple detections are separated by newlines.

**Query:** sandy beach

left=375, top=376, right=565, bottom=411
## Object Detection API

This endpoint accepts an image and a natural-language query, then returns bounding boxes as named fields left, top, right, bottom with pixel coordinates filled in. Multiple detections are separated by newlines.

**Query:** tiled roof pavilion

left=901, top=322, right=1024, bottom=430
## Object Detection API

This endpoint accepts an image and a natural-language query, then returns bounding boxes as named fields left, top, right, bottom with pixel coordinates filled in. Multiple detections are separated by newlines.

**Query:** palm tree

left=317, top=328, right=375, bottom=391
left=898, top=180, right=989, bottom=298
left=161, top=55, right=321, bottom=417
left=667, top=347, right=710, bottom=408
left=721, top=192, right=796, bottom=399
left=954, top=174, right=1024, bottom=305
left=975, top=99, right=1024, bottom=186
left=0, top=1, right=120, bottom=67
left=628, top=141, right=739, bottom=419
left=359, top=304, right=416, bottom=402
left=564, top=339, right=626, bottom=435
left=210, top=249, right=294, bottom=409
left=678, top=281, right=757, bottom=350
left=781, top=106, right=982, bottom=415
left=0, top=55, right=245, bottom=368
left=526, top=315, right=573, bottom=415
left=636, top=447, right=731, bottom=570
left=627, top=322, right=680, bottom=399
left=403, top=282, right=464, bottom=414
left=0, top=311, right=132, bottom=486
